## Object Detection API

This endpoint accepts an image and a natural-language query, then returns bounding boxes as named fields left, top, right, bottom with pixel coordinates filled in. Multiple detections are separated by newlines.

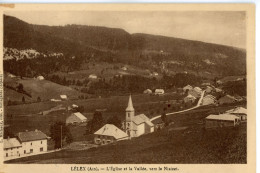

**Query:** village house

left=153, top=72, right=159, bottom=76
left=202, top=95, right=216, bottom=106
left=226, top=107, right=247, bottom=121
left=183, top=85, right=193, bottom=93
left=94, top=124, right=129, bottom=145
left=50, top=98, right=61, bottom=102
left=188, top=89, right=200, bottom=98
left=36, top=76, right=44, bottom=80
left=218, top=95, right=236, bottom=105
left=4, top=137, right=22, bottom=158
left=122, top=95, right=154, bottom=138
left=16, top=130, right=48, bottom=155
left=143, top=89, right=152, bottom=94
left=184, top=94, right=196, bottom=103
left=205, top=114, right=240, bottom=129
left=66, top=112, right=87, bottom=125
left=155, top=89, right=164, bottom=95
left=89, top=74, right=98, bottom=79
left=205, top=86, right=213, bottom=93
left=215, top=88, right=223, bottom=93
left=201, top=82, right=211, bottom=86
left=121, top=66, right=128, bottom=71
left=60, top=95, right=68, bottom=100
left=194, top=87, right=202, bottom=94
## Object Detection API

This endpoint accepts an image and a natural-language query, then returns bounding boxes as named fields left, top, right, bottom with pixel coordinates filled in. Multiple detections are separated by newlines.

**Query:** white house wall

left=136, top=123, right=145, bottom=137
left=22, top=139, right=47, bottom=155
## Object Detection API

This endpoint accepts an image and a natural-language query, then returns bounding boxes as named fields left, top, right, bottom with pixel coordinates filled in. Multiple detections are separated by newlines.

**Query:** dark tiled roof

left=17, top=130, right=48, bottom=142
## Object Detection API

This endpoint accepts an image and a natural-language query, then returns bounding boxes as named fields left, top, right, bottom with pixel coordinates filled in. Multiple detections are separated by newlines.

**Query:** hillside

left=6, top=123, right=246, bottom=164
left=4, top=15, right=246, bottom=78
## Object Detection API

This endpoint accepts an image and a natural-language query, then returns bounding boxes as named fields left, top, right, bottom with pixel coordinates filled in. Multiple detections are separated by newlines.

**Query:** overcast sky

left=5, top=11, right=246, bottom=49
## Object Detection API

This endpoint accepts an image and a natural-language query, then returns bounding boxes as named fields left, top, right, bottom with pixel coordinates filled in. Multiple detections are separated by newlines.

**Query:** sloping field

left=4, top=75, right=81, bottom=102
left=6, top=123, right=246, bottom=164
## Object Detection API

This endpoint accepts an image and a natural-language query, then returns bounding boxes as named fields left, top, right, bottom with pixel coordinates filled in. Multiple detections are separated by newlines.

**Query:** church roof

left=132, top=114, right=154, bottom=127
left=126, top=95, right=134, bottom=111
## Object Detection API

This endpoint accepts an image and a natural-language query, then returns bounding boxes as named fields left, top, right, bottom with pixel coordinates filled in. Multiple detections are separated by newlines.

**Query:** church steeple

left=126, top=95, right=134, bottom=111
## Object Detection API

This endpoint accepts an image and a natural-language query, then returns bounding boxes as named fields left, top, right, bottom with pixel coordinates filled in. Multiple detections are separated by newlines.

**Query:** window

left=128, top=123, right=130, bottom=127
left=41, top=141, right=42, bottom=144
left=128, top=113, right=130, bottom=117
left=40, top=147, right=43, bottom=152
left=30, top=149, right=33, bottom=153
left=31, top=143, right=32, bottom=146
left=6, top=153, right=8, bottom=157
left=24, top=150, right=26, bottom=154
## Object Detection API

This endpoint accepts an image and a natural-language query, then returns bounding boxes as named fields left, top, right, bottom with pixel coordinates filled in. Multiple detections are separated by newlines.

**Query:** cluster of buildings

left=205, top=107, right=247, bottom=129
left=143, top=89, right=165, bottom=95
left=94, top=95, right=154, bottom=145
left=183, top=83, right=245, bottom=106
left=4, top=130, right=48, bottom=160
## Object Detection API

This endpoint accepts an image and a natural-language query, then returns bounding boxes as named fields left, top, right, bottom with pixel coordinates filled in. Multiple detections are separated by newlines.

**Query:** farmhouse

left=89, top=74, right=98, bottom=79
left=194, top=87, right=202, bottom=94
left=4, top=137, right=22, bottom=158
left=122, top=95, right=154, bottom=138
left=205, top=86, right=213, bottom=93
left=183, top=85, right=193, bottom=92
left=202, top=95, right=216, bottom=105
left=121, top=66, right=128, bottom=71
left=153, top=72, right=159, bottom=76
left=205, top=114, right=240, bottom=129
left=226, top=107, right=247, bottom=121
left=16, top=130, right=48, bottom=155
left=215, top=88, right=223, bottom=93
left=218, top=95, right=236, bottom=105
left=143, top=89, right=152, bottom=94
left=60, top=95, right=68, bottom=100
left=184, top=94, right=196, bottom=103
left=188, top=89, right=200, bottom=98
left=66, top=112, right=87, bottom=125
left=155, top=89, right=164, bottom=95
left=94, top=124, right=129, bottom=145
left=37, top=76, right=44, bottom=80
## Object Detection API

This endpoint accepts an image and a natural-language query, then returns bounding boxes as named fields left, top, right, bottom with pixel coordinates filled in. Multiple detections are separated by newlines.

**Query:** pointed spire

left=126, top=95, right=134, bottom=111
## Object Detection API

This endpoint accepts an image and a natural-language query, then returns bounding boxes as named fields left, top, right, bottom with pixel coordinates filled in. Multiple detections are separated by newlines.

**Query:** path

left=150, top=90, right=205, bottom=122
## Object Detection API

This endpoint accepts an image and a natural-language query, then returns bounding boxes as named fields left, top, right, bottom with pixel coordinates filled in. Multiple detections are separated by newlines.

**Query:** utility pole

left=61, top=125, right=62, bottom=149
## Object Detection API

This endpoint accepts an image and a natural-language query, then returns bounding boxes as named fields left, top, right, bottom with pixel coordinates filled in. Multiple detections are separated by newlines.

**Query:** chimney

left=25, top=130, right=28, bottom=132
left=35, top=129, right=38, bottom=132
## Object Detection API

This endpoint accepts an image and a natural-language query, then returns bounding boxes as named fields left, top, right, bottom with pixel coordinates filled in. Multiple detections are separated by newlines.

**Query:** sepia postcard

left=0, top=3, right=255, bottom=173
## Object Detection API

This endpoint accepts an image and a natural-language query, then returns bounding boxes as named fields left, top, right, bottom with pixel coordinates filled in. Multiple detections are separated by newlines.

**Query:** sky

left=5, top=11, right=246, bottom=49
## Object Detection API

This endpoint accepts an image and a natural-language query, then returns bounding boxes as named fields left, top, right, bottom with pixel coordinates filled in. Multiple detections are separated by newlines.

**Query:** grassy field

left=4, top=92, right=185, bottom=144
left=53, top=62, right=155, bottom=81
left=6, top=123, right=246, bottom=164
left=4, top=75, right=81, bottom=103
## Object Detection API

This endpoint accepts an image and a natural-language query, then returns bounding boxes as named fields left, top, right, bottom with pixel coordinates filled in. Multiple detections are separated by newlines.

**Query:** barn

left=226, top=107, right=247, bottom=121
left=205, top=114, right=240, bottom=129
left=218, top=95, right=236, bottom=105
left=66, top=112, right=87, bottom=125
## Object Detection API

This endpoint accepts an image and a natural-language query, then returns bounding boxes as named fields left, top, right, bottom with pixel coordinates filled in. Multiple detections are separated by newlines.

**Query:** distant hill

left=4, top=15, right=246, bottom=78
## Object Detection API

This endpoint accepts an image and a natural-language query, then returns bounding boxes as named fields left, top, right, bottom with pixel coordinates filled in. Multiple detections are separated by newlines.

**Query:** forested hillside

left=4, top=15, right=246, bottom=79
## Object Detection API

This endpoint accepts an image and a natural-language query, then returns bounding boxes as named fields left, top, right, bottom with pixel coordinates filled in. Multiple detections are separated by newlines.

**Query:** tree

left=161, top=112, right=169, bottom=126
left=86, top=111, right=104, bottom=134
left=22, top=96, right=25, bottom=103
left=17, top=83, right=24, bottom=92
left=107, top=115, right=121, bottom=129
left=50, top=121, right=73, bottom=149
left=37, top=96, right=41, bottom=102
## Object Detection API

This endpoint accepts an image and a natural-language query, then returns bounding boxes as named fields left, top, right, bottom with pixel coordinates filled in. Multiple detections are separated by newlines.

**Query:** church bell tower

left=125, top=95, right=135, bottom=137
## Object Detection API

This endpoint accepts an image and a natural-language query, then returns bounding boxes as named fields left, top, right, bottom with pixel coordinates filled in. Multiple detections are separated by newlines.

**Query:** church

left=122, top=95, right=154, bottom=138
